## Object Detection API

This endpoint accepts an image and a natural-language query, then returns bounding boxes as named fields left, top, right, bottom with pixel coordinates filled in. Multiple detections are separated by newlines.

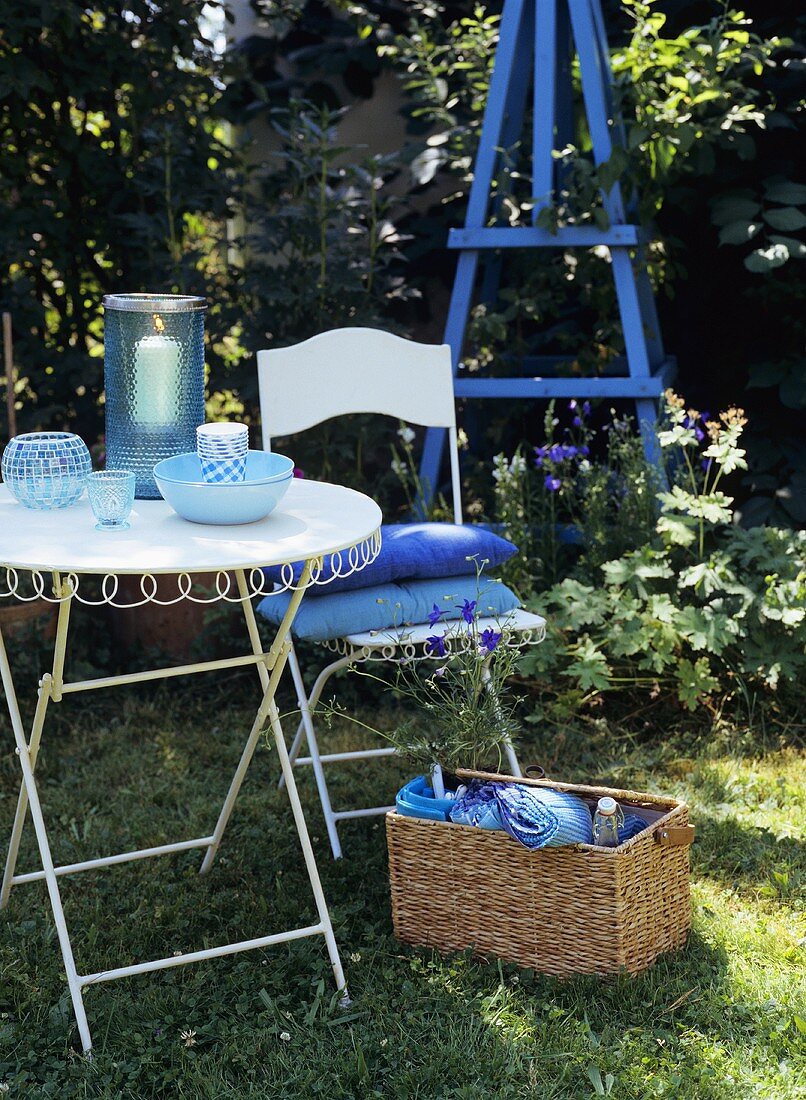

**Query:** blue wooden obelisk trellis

left=420, top=0, right=675, bottom=493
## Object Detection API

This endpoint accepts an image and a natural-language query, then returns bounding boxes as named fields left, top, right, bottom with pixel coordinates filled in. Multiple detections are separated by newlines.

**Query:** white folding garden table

left=0, top=478, right=382, bottom=1055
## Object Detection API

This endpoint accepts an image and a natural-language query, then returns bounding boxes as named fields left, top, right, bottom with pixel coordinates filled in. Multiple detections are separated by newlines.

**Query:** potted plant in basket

left=379, top=591, right=529, bottom=817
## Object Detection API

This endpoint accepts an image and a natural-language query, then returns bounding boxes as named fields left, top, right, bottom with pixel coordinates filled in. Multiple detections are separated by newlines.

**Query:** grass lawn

left=0, top=651, right=804, bottom=1098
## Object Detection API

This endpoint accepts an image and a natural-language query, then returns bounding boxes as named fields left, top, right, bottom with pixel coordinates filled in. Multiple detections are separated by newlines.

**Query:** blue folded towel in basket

left=450, top=780, right=593, bottom=849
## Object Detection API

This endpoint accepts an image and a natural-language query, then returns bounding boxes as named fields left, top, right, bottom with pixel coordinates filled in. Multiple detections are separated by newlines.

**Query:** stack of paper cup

left=196, top=423, right=248, bottom=483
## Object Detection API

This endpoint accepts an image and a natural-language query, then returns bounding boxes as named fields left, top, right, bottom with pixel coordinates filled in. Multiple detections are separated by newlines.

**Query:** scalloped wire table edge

left=0, top=528, right=382, bottom=608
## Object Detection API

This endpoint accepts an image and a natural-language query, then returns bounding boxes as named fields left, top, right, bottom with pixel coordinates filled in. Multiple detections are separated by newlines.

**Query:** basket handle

left=654, top=824, right=695, bottom=847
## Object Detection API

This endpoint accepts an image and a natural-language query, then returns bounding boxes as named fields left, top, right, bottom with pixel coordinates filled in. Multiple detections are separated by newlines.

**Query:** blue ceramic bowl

left=153, top=451, right=294, bottom=525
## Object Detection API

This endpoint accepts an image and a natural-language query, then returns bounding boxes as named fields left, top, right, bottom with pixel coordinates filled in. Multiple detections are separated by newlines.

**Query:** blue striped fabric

left=449, top=781, right=593, bottom=849
left=497, top=784, right=593, bottom=848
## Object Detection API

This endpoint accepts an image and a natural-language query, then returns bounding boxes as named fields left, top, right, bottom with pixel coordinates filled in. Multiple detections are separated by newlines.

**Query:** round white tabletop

left=0, top=480, right=382, bottom=575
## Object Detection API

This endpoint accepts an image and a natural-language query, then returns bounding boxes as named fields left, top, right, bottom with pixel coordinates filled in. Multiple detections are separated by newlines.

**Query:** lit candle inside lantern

left=133, top=314, right=181, bottom=425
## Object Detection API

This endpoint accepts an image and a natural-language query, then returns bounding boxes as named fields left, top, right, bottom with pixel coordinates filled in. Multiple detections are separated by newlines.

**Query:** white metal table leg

left=1, top=578, right=72, bottom=908
left=0, top=622, right=93, bottom=1054
left=199, top=568, right=309, bottom=875
left=267, top=694, right=348, bottom=999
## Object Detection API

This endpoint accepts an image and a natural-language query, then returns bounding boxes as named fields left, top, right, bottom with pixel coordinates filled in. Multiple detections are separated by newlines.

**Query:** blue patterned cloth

left=449, top=781, right=593, bottom=849
left=619, top=813, right=648, bottom=842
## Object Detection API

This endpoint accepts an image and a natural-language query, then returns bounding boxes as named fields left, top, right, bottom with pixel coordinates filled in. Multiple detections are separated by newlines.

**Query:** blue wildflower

left=573, top=416, right=582, bottom=427
left=545, top=474, right=561, bottom=492
left=583, top=401, right=591, bottom=416
left=458, top=598, right=477, bottom=625
left=580, top=444, right=590, bottom=457
left=426, top=634, right=447, bottom=658
left=427, top=603, right=443, bottom=627
left=480, top=628, right=502, bottom=653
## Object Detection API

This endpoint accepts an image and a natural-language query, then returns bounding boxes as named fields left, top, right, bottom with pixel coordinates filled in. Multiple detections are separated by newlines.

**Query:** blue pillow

left=257, top=573, right=520, bottom=643
left=261, top=523, right=517, bottom=596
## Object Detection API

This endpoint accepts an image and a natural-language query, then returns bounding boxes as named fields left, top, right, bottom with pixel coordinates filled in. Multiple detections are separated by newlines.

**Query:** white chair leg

left=482, top=662, right=522, bottom=777
left=278, top=651, right=356, bottom=789
left=285, top=646, right=357, bottom=859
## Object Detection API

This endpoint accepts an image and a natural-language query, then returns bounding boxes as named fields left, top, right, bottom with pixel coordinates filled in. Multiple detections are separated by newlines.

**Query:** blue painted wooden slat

left=448, top=225, right=640, bottom=249
left=453, top=375, right=667, bottom=399
left=533, top=0, right=559, bottom=216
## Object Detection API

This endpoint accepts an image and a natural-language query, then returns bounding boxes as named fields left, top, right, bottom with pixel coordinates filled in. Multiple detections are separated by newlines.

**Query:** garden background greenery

left=0, top=0, right=804, bottom=1094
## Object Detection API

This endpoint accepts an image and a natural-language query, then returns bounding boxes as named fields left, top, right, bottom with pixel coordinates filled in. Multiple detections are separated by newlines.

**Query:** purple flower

left=535, top=445, right=547, bottom=467
left=583, top=401, right=591, bottom=416
left=480, top=628, right=502, bottom=653
left=458, top=598, right=477, bottom=625
left=700, top=410, right=711, bottom=424
left=580, top=444, right=590, bottom=457
left=545, top=474, right=561, bottom=492
left=573, top=416, right=582, bottom=427
left=694, top=427, right=705, bottom=442
left=701, top=458, right=712, bottom=472
left=427, top=603, right=443, bottom=627
left=426, top=634, right=447, bottom=657
left=433, top=665, right=447, bottom=678
left=569, top=399, right=578, bottom=410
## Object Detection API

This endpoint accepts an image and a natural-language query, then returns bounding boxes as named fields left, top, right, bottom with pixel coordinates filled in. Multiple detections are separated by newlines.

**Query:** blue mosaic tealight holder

left=1, top=432, right=92, bottom=510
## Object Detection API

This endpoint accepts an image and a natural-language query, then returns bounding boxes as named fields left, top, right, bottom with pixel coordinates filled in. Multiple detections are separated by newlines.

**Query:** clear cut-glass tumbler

left=103, top=293, right=207, bottom=499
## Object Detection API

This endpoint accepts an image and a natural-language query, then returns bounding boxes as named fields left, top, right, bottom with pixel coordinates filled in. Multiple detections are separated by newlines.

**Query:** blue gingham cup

left=196, top=423, right=248, bottom=484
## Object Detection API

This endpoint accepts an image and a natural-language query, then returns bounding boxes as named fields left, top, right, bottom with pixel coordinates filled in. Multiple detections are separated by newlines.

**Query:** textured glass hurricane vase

left=104, top=294, right=206, bottom=499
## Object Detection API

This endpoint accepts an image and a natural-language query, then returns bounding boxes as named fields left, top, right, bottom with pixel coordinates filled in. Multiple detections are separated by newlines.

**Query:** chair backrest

left=257, top=328, right=463, bottom=523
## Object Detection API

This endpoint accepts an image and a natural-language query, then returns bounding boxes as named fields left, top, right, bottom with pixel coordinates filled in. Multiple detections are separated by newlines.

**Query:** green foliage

left=0, top=0, right=243, bottom=440
left=509, top=395, right=806, bottom=713
left=492, top=401, right=657, bottom=595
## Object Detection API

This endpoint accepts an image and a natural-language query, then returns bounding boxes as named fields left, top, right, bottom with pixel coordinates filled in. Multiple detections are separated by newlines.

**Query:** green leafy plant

left=516, top=394, right=805, bottom=713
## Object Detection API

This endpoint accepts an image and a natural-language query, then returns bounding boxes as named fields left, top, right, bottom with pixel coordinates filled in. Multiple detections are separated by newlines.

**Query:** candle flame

left=153, top=314, right=165, bottom=335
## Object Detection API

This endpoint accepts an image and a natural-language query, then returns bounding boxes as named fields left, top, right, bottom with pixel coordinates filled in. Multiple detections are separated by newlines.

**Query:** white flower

left=397, top=425, right=415, bottom=445
left=380, top=1038, right=388, bottom=1048
left=349, top=952, right=362, bottom=962
left=391, top=457, right=407, bottom=478
left=280, top=1031, right=291, bottom=1042
left=180, top=1029, right=197, bottom=1048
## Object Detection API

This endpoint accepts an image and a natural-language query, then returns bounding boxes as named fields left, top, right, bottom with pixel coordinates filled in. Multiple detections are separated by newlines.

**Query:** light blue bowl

left=153, top=451, right=294, bottom=525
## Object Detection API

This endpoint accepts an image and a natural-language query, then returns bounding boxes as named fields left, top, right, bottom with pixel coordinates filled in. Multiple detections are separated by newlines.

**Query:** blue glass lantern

left=103, top=293, right=207, bottom=499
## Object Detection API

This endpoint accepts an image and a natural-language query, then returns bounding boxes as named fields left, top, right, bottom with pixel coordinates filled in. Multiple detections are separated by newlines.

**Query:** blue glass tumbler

left=103, top=294, right=206, bottom=499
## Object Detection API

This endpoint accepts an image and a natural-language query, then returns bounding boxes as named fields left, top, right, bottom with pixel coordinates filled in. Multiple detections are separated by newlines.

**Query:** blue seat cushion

left=257, top=574, right=521, bottom=643
left=261, top=523, right=517, bottom=596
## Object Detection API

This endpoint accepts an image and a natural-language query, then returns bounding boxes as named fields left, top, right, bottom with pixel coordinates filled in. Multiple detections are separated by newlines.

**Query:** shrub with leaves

left=515, top=393, right=805, bottom=712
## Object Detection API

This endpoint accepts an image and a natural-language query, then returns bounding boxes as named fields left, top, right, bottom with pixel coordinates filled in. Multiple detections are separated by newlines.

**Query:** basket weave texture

left=387, top=769, right=693, bottom=977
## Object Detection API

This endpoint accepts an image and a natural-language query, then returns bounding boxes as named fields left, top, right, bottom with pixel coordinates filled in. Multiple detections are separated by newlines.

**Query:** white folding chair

left=257, top=328, right=546, bottom=858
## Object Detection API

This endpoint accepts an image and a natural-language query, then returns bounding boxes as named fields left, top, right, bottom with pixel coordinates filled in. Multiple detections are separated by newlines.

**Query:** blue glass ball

left=1, top=432, right=92, bottom=510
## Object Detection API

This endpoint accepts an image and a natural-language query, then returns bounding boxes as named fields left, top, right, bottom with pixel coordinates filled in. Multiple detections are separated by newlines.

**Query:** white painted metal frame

left=258, top=329, right=545, bottom=860
left=0, top=534, right=375, bottom=1054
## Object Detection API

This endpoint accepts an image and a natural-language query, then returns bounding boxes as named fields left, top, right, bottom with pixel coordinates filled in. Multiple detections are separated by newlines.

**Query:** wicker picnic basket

left=386, top=768, right=694, bottom=977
